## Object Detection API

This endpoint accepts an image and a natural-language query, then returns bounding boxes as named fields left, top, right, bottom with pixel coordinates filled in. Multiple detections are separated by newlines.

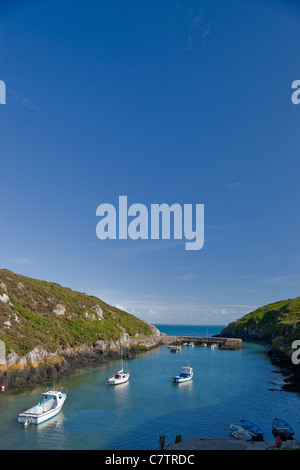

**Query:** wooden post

left=159, top=435, right=165, bottom=450
left=175, top=435, right=182, bottom=444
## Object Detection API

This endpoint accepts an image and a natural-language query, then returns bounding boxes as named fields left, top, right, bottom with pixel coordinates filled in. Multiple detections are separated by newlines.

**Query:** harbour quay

left=161, top=335, right=243, bottom=350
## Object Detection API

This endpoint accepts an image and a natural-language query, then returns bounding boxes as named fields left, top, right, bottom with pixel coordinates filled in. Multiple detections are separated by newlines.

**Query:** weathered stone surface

left=0, top=334, right=164, bottom=389
left=92, top=304, right=103, bottom=320
left=53, top=304, right=65, bottom=316
left=218, top=338, right=243, bottom=350
left=0, top=293, right=10, bottom=304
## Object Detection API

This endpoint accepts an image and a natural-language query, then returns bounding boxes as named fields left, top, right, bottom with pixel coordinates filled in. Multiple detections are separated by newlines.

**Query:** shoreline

left=0, top=335, right=161, bottom=391
left=1, top=331, right=298, bottom=395
left=2, top=332, right=300, bottom=451
left=0, top=331, right=241, bottom=390
left=166, top=437, right=300, bottom=451
left=0, top=333, right=166, bottom=390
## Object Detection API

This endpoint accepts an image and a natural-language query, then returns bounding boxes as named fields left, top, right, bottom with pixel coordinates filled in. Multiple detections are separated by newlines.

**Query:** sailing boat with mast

left=106, top=343, right=130, bottom=385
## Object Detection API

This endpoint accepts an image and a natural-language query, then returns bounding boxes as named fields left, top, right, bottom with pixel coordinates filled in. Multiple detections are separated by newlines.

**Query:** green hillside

left=222, top=297, right=300, bottom=343
left=0, top=269, right=153, bottom=357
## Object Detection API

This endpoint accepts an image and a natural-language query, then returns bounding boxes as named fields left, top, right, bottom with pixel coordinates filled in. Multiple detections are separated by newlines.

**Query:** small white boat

left=18, top=388, right=66, bottom=425
left=188, top=342, right=194, bottom=347
left=201, top=343, right=207, bottom=347
left=169, top=345, right=181, bottom=353
left=172, top=365, right=193, bottom=383
left=106, top=368, right=130, bottom=385
left=230, top=424, right=252, bottom=440
left=211, top=343, right=218, bottom=349
left=106, top=348, right=130, bottom=385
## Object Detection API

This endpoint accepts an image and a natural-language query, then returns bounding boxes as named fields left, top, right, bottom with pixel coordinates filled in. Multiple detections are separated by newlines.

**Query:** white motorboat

left=211, top=343, right=218, bottom=349
left=18, top=388, right=66, bottom=425
left=172, top=365, right=193, bottom=383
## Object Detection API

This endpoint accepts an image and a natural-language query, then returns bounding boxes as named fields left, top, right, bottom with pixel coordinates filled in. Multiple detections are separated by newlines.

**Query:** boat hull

left=172, top=375, right=193, bottom=383
left=172, top=365, right=193, bottom=383
left=239, top=420, right=264, bottom=440
left=169, top=346, right=181, bottom=353
left=272, top=418, right=294, bottom=440
left=230, top=424, right=252, bottom=441
left=18, top=395, right=66, bottom=425
left=106, top=373, right=130, bottom=385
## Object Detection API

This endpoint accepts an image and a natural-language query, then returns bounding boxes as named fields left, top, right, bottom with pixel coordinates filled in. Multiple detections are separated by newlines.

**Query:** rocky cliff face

left=220, top=322, right=278, bottom=342
left=0, top=339, right=161, bottom=389
left=0, top=269, right=163, bottom=389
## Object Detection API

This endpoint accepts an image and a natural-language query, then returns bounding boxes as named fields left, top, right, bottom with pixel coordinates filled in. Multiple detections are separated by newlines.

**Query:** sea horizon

left=154, top=324, right=226, bottom=337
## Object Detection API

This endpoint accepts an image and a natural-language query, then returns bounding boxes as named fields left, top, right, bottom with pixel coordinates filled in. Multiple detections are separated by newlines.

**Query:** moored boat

left=272, top=417, right=294, bottom=440
left=239, top=419, right=264, bottom=440
left=106, top=368, right=130, bottom=385
left=106, top=344, right=130, bottom=385
left=172, top=365, right=193, bottom=383
left=169, top=345, right=181, bottom=353
left=18, top=388, right=67, bottom=425
left=230, top=423, right=252, bottom=440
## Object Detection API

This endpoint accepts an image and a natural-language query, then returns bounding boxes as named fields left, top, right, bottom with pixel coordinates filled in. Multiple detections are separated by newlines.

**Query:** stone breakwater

left=0, top=333, right=166, bottom=390
left=165, top=335, right=243, bottom=349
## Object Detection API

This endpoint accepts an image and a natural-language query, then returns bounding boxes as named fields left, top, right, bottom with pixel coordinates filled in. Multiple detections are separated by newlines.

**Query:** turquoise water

left=1, top=324, right=300, bottom=450
left=155, top=324, right=225, bottom=338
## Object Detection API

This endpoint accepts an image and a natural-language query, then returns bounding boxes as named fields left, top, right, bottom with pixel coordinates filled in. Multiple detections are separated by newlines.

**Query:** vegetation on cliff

left=0, top=269, right=154, bottom=358
left=221, top=297, right=300, bottom=350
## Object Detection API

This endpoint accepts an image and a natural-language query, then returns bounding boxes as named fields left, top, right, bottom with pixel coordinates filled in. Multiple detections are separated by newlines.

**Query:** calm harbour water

left=1, top=324, right=300, bottom=450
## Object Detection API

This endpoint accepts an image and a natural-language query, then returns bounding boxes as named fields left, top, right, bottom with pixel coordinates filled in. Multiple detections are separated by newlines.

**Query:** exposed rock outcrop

left=0, top=333, right=164, bottom=389
left=0, top=269, right=164, bottom=389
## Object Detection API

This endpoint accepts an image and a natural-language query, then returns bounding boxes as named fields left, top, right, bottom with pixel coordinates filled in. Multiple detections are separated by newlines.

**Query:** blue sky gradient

left=0, top=0, right=300, bottom=324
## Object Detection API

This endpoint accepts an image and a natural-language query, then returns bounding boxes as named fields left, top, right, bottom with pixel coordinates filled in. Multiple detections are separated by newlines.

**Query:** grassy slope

left=228, top=297, right=300, bottom=342
left=0, top=269, right=153, bottom=357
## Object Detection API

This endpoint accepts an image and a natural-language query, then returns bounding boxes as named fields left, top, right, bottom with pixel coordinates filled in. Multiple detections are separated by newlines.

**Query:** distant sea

left=154, top=324, right=225, bottom=337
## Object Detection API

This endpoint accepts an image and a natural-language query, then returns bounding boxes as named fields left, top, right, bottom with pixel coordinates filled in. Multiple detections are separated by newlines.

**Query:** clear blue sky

left=0, top=0, right=300, bottom=325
